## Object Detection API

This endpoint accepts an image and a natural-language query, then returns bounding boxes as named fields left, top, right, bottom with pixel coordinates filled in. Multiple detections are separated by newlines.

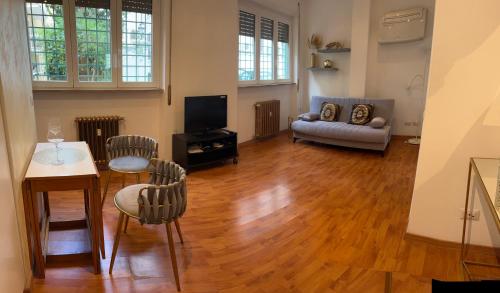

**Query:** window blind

left=122, top=0, right=152, bottom=14
left=278, top=22, right=289, bottom=43
left=239, top=10, right=255, bottom=37
left=26, top=0, right=62, bottom=4
left=260, top=17, right=274, bottom=40
left=75, top=0, right=110, bottom=9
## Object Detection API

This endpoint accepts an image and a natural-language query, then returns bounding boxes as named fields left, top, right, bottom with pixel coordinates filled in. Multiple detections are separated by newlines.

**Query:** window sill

left=238, top=82, right=296, bottom=88
left=33, top=87, right=164, bottom=92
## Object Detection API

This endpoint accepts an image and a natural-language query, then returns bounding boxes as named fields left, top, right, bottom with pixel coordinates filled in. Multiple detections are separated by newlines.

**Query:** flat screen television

left=185, top=95, right=227, bottom=134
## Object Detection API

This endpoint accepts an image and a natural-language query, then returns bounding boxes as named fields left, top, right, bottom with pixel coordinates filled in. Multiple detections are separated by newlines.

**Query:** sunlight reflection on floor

left=236, top=184, right=292, bottom=226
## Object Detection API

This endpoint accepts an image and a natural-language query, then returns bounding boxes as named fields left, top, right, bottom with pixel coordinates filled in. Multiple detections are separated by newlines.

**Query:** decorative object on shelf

left=307, top=34, right=322, bottom=49
left=325, top=41, right=344, bottom=49
left=309, top=53, right=317, bottom=68
left=323, top=59, right=333, bottom=69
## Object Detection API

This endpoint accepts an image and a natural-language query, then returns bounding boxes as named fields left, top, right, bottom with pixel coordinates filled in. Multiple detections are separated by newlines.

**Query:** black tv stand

left=172, top=129, right=238, bottom=172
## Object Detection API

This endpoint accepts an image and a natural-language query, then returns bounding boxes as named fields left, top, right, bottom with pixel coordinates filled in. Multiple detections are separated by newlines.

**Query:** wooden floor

left=31, top=134, right=498, bottom=292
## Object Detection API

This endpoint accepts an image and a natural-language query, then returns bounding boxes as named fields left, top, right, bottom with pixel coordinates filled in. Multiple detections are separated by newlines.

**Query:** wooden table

left=22, top=142, right=105, bottom=278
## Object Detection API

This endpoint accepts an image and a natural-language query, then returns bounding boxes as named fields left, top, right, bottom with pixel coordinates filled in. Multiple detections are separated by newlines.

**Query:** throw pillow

left=320, top=103, right=340, bottom=122
left=367, top=117, right=386, bottom=128
left=349, top=104, right=374, bottom=125
left=298, top=112, right=320, bottom=121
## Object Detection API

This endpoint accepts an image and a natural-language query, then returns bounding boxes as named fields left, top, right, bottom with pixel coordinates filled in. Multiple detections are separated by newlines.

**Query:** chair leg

left=121, top=174, right=126, bottom=188
left=136, top=173, right=141, bottom=184
left=109, top=212, right=125, bottom=274
left=174, top=219, right=184, bottom=244
left=123, top=215, right=129, bottom=234
left=102, top=170, right=112, bottom=207
left=166, top=222, right=181, bottom=291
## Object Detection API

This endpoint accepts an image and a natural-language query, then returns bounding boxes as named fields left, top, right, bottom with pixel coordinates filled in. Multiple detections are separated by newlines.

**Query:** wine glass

left=47, top=118, right=64, bottom=165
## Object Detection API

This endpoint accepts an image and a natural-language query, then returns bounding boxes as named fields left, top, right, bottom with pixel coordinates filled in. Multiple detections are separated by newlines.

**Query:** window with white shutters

left=259, top=17, right=274, bottom=81
left=277, top=22, right=290, bottom=80
left=238, top=10, right=256, bottom=81
left=238, top=8, right=292, bottom=85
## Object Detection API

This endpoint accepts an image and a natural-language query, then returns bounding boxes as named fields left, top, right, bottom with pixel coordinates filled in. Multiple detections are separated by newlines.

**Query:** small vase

left=309, top=53, right=316, bottom=68
left=323, top=59, right=333, bottom=68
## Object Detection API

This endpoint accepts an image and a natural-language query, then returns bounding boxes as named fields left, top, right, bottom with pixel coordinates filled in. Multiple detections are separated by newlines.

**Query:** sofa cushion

left=367, top=117, right=386, bottom=128
left=320, top=102, right=340, bottom=122
left=349, top=104, right=374, bottom=125
left=292, top=120, right=390, bottom=144
left=298, top=112, right=320, bottom=121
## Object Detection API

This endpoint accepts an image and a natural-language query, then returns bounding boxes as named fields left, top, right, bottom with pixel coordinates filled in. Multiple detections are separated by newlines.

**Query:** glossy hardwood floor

left=31, top=134, right=498, bottom=292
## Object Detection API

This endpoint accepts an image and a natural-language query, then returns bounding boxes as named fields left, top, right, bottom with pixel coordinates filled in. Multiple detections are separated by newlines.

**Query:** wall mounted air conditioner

left=379, top=7, right=427, bottom=44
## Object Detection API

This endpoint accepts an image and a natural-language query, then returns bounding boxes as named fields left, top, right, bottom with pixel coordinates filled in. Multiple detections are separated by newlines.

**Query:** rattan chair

left=109, top=159, right=187, bottom=291
left=102, top=135, right=158, bottom=207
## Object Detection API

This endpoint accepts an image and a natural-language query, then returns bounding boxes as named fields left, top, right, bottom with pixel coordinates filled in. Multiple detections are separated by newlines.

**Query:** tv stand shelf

left=173, top=130, right=238, bottom=172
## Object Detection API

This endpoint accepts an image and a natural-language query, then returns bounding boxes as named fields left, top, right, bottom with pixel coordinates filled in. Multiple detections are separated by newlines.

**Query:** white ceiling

left=249, top=0, right=299, bottom=16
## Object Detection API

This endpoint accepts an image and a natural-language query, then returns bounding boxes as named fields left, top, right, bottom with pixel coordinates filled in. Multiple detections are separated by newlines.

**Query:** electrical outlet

left=460, top=208, right=480, bottom=221
left=404, top=122, right=412, bottom=126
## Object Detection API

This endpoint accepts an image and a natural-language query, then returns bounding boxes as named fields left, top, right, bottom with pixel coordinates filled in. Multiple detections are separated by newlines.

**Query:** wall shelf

left=317, top=48, right=351, bottom=53
left=307, top=67, right=339, bottom=72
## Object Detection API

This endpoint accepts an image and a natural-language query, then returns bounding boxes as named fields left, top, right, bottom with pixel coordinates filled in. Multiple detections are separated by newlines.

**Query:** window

left=121, top=0, right=153, bottom=82
left=26, top=0, right=69, bottom=83
left=74, top=0, right=112, bottom=83
left=238, top=11, right=256, bottom=81
left=259, top=17, right=273, bottom=81
left=25, top=0, right=161, bottom=89
left=238, top=9, right=292, bottom=85
left=277, top=22, right=290, bottom=80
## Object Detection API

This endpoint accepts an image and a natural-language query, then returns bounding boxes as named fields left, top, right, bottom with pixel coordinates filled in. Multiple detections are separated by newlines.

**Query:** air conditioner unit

left=379, top=7, right=427, bottom=44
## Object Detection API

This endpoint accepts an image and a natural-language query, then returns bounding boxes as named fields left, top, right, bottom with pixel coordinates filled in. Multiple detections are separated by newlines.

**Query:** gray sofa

left=292, top=96, right=395, bottom=152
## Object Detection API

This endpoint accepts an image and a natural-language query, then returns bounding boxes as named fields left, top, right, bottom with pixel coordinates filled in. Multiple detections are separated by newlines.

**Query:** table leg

left=90, top=178, right=101, bottom=274
left=22, top=181, right=35, bottom=276
left=460, top=161, right=473, bottom=262
left=84, top=189, right=89, bottom=217
left=29, top=182, right=46, bottom=278
left=43, top=192, right=50, bottom=218
left=460, top=161, right=473, bottom=280
left=95, top=177, right=105, bottom=259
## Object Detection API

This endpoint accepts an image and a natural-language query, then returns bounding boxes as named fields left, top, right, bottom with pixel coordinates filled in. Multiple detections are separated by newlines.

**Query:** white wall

left=238, top=85, right=295, bottom=142
left=365, top=0, right=434, bottom=136
left=298, top=0, right=434, bottom=136
left=237, top=0, right=297, bottom=143
left=34, top=91, right=163, bottom=153
left=34, top=0, right=240, bottom=157
left=0, top=98, right=26, bottom=293
left=348, top=0, right=371, bottom=98
left=0, top=0, right=39, bottom=289
left=299, top=0, right=353, bottom=112
left=171, top=0, right=238, bottom=135
left=408, top=0, right=500, bottom=246
left=34, top=0, right=171, bottom=158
